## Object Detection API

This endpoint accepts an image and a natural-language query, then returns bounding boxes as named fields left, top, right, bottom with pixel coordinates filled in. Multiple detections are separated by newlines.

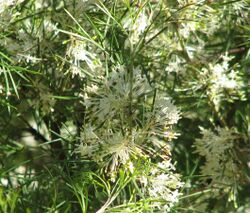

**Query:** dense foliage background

left=0, top=0, right=249, bottom=212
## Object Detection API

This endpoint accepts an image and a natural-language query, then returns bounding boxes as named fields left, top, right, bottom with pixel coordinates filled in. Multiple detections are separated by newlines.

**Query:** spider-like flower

left=153, top=97, right=180, bottom=126
left=67, top=38, right=102, bottom=77
left=139, top=160, right=184, bottom=211
left=84, top=66, right=151, bottom=122
left=76, top=127, right=143, bottom=172
left=199, top=54, right=246, bottom=110
left=194, top=127, right=240, bottom=187
left=143, top=96, right=180, bottom=148
left=78, top=65, right=181, bottom=173
left=98, top=132, right=142, bottom=172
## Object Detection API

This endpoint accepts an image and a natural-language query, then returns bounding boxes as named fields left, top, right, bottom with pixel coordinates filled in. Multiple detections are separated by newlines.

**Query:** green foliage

left=0, top=0, right=249, bottom=212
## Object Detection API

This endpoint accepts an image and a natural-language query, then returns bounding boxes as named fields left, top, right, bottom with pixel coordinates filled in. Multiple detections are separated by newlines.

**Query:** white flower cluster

left=84, top=66, right=151, bottom=121
left=200, top=54, right=246, bottom=110
left=76, top=65, right=182, bottom=209
left=0, top=0, right=24, bottom=14
left=194, top=127, right=240, bottom=187
left=0, top=18, right=58, bottom=63
left=77, top=127, right=143, bottom=173
left=67, top=38, right=103, bottom=78
left=79, top=66, right=180, bottom=160
left=177, top=3, right=220, bottom=38
left=165, top=56, right=186, bottom=73
left=139, top=160, right=184, bottom=211
left=0, top=0, right=24, bottom=34
left=123, top=8, right=151, bottom=47
left=223, top=0, right=249, bottom=24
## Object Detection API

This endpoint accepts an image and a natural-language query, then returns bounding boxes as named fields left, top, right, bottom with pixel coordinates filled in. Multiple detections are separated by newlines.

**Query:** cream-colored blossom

left=146, top=96, right=180, bottom=145
left=0, top=0, right=24, bottom=14
left=84, top=66, right=151, bottom=122
left=194, top=127, right=240, bottom=188
left=77, top=129, right=143, bottom=172
left=123, top=9, right=151, bottom=47
left=67, top=39, right=102, bottom=77
left=199, top=54, right=246, bottom=110
left=140, top=160, right=184, bottom=210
